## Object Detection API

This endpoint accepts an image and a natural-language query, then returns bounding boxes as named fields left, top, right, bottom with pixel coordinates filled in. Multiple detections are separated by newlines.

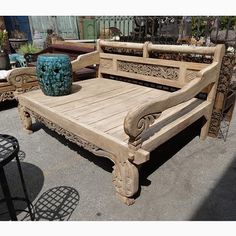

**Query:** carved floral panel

left=117, top=61, right=179, bottom=80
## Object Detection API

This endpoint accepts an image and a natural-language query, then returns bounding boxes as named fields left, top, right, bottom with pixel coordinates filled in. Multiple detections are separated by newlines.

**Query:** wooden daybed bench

left=12, top=40, right=225, bottom=205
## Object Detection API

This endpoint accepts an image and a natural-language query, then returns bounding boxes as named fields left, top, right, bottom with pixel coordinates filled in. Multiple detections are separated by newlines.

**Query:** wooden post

left=143, top=41, right=150, bottom=58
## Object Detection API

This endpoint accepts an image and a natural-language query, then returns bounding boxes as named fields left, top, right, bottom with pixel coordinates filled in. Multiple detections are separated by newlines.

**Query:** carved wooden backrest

left=97, top=40, right=220, bottom=91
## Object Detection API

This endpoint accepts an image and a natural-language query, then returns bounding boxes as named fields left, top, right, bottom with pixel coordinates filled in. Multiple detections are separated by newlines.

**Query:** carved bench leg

left=112, top=160, right=139, bottom=205
left=18, top=105, right=33, bottom=134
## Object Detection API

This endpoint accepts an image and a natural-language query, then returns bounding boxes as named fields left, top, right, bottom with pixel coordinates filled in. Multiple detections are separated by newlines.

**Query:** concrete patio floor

left=0, top=100, right=236, bottom=221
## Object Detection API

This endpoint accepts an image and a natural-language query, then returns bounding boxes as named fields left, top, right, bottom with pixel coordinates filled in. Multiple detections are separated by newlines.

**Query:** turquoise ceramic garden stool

left=36, top=54, right=72, bottom=96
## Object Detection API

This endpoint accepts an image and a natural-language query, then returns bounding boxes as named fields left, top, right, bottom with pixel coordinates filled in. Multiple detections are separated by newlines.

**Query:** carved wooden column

left=208, top=53, right=235, bottom=137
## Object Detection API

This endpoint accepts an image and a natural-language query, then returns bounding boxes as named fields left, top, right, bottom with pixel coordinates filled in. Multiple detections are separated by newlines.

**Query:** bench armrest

left=71, top=51, right=100, bottom=72
left=8, top=51, right=100, bottom=91
left=124, top=62, right=219, bottom=144
left=6, top=67, right=37, bottom=93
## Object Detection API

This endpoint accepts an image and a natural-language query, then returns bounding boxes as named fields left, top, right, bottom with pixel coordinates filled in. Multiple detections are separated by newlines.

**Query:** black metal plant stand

left=0, top=134, right=34, bottom=221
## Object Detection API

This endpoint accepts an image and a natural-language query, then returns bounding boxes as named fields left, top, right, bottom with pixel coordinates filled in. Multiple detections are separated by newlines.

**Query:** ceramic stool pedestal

left=36, top=54, right=72, bottom=96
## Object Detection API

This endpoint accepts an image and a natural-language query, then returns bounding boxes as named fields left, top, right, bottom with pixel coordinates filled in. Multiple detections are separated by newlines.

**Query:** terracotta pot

left=0, top=51, right=11, bottom=70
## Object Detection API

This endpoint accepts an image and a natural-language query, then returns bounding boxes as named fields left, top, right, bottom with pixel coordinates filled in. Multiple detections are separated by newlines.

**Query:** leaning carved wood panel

left=117, top=61, right=179, bottom=80
left=208, top=53, right=235, bottom=137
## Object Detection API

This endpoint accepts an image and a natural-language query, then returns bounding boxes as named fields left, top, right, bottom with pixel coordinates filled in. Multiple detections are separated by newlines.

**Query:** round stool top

left=0, top=134, right=19, bottom=167
left=38, top=54, right=70, bottom=60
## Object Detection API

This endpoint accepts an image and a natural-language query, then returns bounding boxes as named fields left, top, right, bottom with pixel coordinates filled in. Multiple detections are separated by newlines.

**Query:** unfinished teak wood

left=13, top=40, right=225, bottom=205
left=208, top=53, right=236, bottom=137
left=0, top=67, right=39, bottom=103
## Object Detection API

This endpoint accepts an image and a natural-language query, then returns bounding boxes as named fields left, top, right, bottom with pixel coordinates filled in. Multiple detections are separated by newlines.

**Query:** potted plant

left=8, top=43, right=40, bottom=67
left=17, top=43, right=40, bottom=65
left=18, top=43, right=40, bottom=55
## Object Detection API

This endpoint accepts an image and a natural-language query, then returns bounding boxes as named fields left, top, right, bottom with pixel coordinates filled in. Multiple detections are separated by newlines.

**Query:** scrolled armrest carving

left=124, top=62, right=220, bottom=150
left=6, top=67, right=38, bottom=97
left=7, top=67, right=37, bottom=88
left=126, top=112, right=162, bottom=143
left=124, top=110, right=162, bottom=162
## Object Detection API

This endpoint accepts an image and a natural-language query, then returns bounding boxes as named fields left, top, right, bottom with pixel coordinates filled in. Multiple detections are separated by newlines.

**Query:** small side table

left=0, top=134, right=34, bottom=220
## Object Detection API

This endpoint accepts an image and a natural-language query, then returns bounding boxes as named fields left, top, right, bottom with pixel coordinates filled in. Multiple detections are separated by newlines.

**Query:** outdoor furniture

left=0, top=67, right=38, bottom=103
left=0, top=134, right=34, bottom=220
left=13, top=40, right=225, bottom=205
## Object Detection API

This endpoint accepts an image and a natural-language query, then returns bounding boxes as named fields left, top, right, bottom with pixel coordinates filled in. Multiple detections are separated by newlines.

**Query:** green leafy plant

left=218, top=16, right=236, bottom=30
left=191, top=17, right=212, bottom=38
left=17, top=43, right=40, bottom=54
left=191, top=16, right=236, bottom=38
